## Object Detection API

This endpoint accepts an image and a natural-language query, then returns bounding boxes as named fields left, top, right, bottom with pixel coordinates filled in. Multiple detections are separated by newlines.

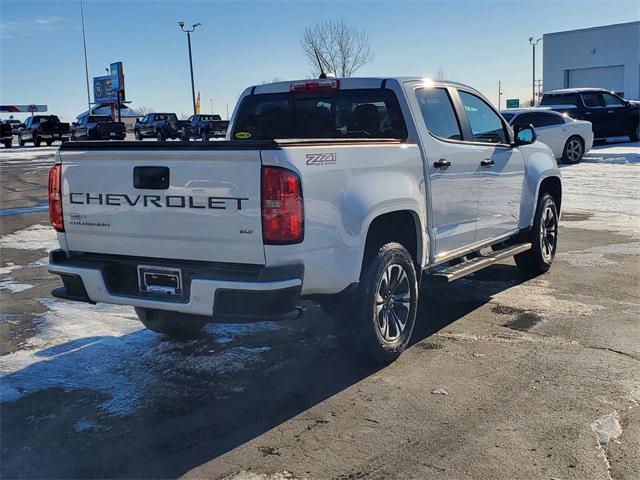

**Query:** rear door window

left=602, top=93, right=625, bottom=107
left=233, top=89, right=407, bottom=140
left=540, top=94, right=579, bottom=106
left=415, top=88, right=462, bottom=140
left=581, top=93, right=604, bottom=108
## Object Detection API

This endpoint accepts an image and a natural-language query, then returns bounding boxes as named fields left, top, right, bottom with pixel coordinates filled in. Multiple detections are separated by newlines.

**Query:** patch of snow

left=0, top=298, right=272, bottom=415
left=0, top=263, right=21, bottom=275
left=0, top=278, right=33, bottom=293
left=28, top=257, right=49, bottom=268
left=557, top=242, right=640, bottom=267
left=0, top=224, right=58, bottom=251
left=74, top=420, right=96, bottom=432
left=206, top=322, right=281, bottom=338
left=561, top=143, right=640, bottom=238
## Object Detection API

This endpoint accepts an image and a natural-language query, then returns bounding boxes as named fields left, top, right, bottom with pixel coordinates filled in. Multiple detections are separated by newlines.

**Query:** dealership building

left=543, top=21, right=640, bottom=100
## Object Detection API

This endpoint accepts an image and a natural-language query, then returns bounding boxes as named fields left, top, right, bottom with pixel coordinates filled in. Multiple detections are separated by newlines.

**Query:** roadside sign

left=93, top=61, right=125, bottom=103
left=506, top=99, right=520, bottom=109
left=0, top=104, right=47, bottom=113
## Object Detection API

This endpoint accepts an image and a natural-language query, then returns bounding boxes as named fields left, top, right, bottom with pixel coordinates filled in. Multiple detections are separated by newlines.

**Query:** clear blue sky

left=1, top=0, right=638, bottom=121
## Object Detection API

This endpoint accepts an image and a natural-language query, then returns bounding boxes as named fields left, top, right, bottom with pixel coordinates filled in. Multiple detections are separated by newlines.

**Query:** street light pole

left=529, top=36, right=542, bottom=106
left=80, top=0, right=91, bottom=113
left=178, top=21, right=201, bottom=115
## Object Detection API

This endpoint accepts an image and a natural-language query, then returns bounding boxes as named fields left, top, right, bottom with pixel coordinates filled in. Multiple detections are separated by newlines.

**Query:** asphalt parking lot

left=1, top=141, right=639, bottom=479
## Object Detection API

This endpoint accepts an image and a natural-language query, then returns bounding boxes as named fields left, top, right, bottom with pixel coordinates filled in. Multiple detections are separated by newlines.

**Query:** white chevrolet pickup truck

left=48, top=77, right=561, bottom=364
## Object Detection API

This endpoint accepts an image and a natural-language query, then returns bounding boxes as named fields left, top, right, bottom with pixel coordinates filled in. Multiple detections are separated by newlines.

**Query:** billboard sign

left=93, top=61, right=125, bottom=103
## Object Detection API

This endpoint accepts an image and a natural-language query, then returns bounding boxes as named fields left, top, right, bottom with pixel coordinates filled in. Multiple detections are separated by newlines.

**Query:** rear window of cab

left=232, top=89, right=407, bottom=140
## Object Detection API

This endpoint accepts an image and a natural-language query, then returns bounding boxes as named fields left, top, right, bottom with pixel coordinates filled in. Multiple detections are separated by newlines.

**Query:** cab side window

left=458, top=91, right=507, bottom=144
left=414, top=87, right=462, bottom=140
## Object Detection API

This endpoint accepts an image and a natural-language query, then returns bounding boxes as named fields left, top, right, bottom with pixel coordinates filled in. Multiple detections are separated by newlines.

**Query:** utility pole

left=498, top=80, right=503, bottom=109
left=178, top=21, right=201, bottom=115
left=529, top=36, right=542, bottom=106
left=80, top=0, right=91, bottom=113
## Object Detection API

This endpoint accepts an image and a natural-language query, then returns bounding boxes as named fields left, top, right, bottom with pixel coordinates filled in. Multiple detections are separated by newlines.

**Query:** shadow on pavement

left=1, top=264, right=526, bottom=479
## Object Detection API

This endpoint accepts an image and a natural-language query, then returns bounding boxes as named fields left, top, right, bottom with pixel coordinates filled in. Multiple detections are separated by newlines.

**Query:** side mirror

left=514, top=124, right=536, bottom=146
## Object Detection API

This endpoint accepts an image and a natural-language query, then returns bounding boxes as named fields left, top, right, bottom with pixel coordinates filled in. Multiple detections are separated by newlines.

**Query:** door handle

left=481, top=159, right=495, bottom=167
left=433, top=159, right=451, bottom=168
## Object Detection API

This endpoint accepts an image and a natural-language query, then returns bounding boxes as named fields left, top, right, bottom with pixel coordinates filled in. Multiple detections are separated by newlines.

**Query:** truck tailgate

left=59, top=148, right=265, bottom=264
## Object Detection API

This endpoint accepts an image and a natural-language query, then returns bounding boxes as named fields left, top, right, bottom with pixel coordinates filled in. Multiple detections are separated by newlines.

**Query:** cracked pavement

left=1, top=141, right=639, bottom=479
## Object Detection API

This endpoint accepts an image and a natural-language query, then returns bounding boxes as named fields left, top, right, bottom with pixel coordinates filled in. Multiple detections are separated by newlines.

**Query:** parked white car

left=500, top=108, right=593, bottom=163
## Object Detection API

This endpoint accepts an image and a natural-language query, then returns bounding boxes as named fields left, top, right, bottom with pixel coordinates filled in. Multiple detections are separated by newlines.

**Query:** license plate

left=138, top=265, right=183, bottom=296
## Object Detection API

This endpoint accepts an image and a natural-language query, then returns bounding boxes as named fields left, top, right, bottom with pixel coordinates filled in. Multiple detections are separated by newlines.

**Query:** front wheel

left=562, top=136, right=584, bottom=164
left=135, top=307, right=207, bottom=339
left=333, top=242, right=418, bottom=365
left=515, top=193, right=558, bottom=275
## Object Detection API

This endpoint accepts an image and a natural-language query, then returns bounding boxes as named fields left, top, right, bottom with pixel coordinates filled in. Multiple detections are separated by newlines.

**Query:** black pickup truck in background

left=1, top=122, right=13, bottom=148
left=180, top=114, right=229, bottom=141
left=17, top=115, right=71, bottom=147
left=71, top=115, right=126, bottom=141
left=540, top=88, right=640, bottom=141
left=133, top=113, right=190, bottom=141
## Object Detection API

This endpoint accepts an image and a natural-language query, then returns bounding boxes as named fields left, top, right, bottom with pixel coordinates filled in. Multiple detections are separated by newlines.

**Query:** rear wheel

left=135, top=307, right=207, bottom=338
left=515, top=193, right=558, bottom=275
left=333, top=242, right=418, bottom=365
left=562, top=136, right=584, bottom=164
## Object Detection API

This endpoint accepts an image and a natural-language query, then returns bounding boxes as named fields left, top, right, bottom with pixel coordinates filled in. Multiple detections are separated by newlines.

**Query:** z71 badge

left=306, top=153, right=336, bottom=166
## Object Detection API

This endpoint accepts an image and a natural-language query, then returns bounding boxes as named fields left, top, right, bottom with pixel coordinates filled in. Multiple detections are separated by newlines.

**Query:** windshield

left=232, top=89, right=407, bottom=140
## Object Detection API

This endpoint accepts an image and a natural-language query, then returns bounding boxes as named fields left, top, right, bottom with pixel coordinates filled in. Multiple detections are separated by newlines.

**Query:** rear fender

left=519, top=143, right=561, bottom=228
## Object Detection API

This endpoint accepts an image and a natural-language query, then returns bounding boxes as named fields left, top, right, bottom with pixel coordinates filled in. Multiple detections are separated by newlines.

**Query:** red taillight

left=290, top=79, right=340, bottom=92
left=48, top=164, right=64, bottom=231
left=261, top=166, right=303, bottom=244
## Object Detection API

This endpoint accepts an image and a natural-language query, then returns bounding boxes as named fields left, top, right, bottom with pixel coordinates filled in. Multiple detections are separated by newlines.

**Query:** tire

left=333, top=242, right=418, bottom=365
left=45, top=140, right=52, bottom=146
left=135, top=307, right=207, bottom=338
left=33, top=135, right=41, bottom=147
left=629, top=123, right=639, bottom=142
left=201, top=130, right=209, bottom=142
left=134, top=129, right=141, bottom=141
left=156, top=129, right=164, bottom=142
left=3, top=140, right=11, bottom=149
left=515, top=193, right=558, bottom=275
left=561, top=136, right=584, bottom=164
left=18, top=135, right=25, bottom=147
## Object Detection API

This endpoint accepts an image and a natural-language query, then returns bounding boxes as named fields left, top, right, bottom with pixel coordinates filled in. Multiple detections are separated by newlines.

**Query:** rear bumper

left=48, top=250, right=303, bottom=321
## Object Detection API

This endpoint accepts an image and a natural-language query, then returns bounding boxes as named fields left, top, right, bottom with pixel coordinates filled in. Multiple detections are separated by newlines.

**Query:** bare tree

left=135, top=105, right=155, bottom=116
left=301, top=19, right=374, bottom=77
left=260, top=77, right=287, bottom=84
left=434, top=68, right=458, bottom=82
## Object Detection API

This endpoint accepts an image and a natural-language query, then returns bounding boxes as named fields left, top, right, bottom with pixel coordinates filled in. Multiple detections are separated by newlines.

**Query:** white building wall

left=543, top=22, right=640, bottom=99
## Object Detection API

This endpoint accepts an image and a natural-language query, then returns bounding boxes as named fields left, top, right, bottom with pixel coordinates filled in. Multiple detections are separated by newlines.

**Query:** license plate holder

left=138, top=265, right=183, bottom=296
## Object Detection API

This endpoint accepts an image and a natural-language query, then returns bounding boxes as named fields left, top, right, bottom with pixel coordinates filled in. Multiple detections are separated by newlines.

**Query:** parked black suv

left=540, top=88, right=639, bottom=141
left=133, top=113, right=189, bottom=141
left=17, top=115, right=71, bottom=146
left=71, top=115, right=126, bottom=141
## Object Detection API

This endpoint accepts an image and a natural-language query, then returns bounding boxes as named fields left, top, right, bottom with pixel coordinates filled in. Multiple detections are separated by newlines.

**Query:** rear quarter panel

left=261, top=143, right=426, bottom=295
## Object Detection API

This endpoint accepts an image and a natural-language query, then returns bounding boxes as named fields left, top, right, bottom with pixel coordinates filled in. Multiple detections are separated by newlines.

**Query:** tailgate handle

left=134, top=166, right=170, bottom=190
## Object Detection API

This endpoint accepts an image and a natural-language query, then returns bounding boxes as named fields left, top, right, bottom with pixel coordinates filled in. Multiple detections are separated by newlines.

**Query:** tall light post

left=80, top=0, right=91, bottom=113
left=529, top=36, right=542, bottom=106
left=178, top=21, right=201, bottom=114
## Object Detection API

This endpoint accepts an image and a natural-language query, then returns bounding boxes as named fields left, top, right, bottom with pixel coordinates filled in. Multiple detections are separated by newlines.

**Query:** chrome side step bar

left=430, top=243, right=531, bottom=283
